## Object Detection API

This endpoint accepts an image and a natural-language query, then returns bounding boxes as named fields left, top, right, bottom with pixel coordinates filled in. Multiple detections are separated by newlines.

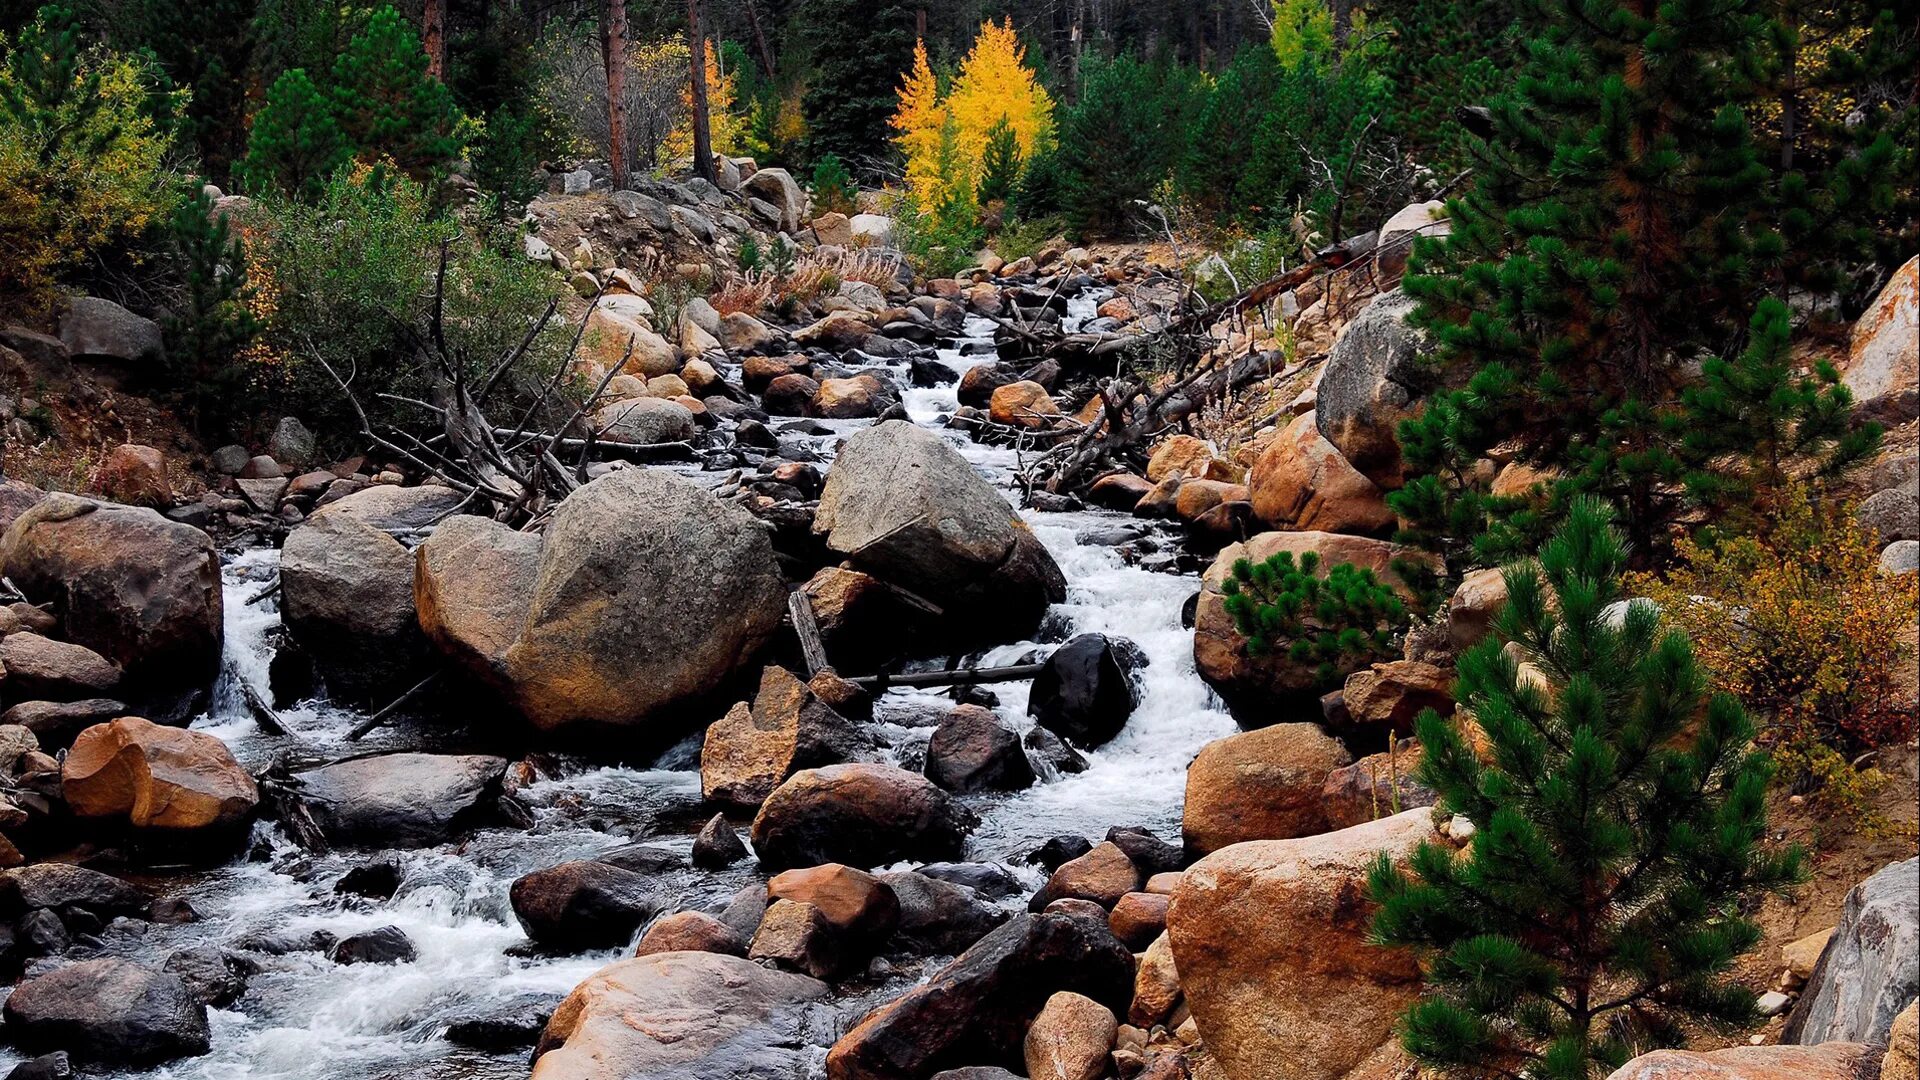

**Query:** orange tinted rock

left=1606, top=1043, right=1877, bottom=1080
left=1247, top=412, right=1394, bottom=536
left=1182, top=723, right=1352, bottom=855
left=990, top=381, right=1060, bottom=428
left=86, top=445, right=172, bottom=508
left=62, top=717, right=257, bottom=834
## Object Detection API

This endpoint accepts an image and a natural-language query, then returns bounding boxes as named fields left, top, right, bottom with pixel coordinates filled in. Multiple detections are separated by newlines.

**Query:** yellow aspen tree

left=891, top=37, right=946, bottom=210
left=666, top=42, right=740, bottom=160
left=945, top=18, right=1053, bottom=170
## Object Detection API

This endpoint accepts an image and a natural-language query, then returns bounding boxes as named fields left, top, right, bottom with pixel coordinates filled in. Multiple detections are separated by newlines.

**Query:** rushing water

left=21, top=298, right=1238, bottom=1080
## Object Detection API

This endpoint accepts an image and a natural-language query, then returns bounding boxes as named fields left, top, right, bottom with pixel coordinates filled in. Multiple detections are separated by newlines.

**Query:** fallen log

left=346, top=671, right=442, bottom=741
left=847, top=663, right=1046, bottom=691
left=487, top=429, right=696, bottom=462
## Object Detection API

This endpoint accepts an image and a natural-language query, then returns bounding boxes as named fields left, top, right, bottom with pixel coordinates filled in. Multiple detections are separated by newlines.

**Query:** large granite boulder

left=1606, top=1043, right=1878, bottom=1080
left=510, top=860, right=659, bottom=951
left=750, top=763, right=974, bottom=871
left=1785, top=856, right=1918, bottom=1046
left=532, top=951, right=828, bottom=1079
left=1841, top=255, right=1918, bottom=423
left=62, top=716, right=258, bottom=839
left=0, top=494, right=221, bottom=702
left=293, top=752, right=507, bottom=848
left=1182, top=723, right=1353, bottom=855
left=1313, top=288, right=1425, bottom=487
left=1247, top=411, right=1395, bottom=536
left=813, top=421, right=1064, bottom=652
left=281, top=507, right=426, bottom=702
left=413, top=514, right=542, bottom=692
left=1168, top=810, right=1436, bottom=1080
left=1, top=958, right=208, bottom=1066
left=58, top=297, right=164, bottom=368
left=826, top=911, right=1135, bottom=1080
left=742, top=168, right=805, bottom=233
left=499, top=470, right=787, bottom=740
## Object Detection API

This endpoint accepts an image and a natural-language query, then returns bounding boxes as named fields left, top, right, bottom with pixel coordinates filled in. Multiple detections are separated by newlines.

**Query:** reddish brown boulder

left=1246, top=412, right=1393, bottom=536
left=1086, top=472, right=1152, bottom=512
left=702, top=665, right=859, bottom=811
left=1168, top=811, right=1437, bottom=1080
left=1173, top=480, right=1249, bottom=522
left=86, top=444, right=171, bottom=508
left=413, top=514, right=541, bottom=692
left=1108, top=891, right=1170, bottom=950
left=0, top=632, right=121, bottom=699
left=1339, top=660, right=1454, bottom=736
left=989, top=381, right=1060, bottom=428
left=1024, top=990, right=1116, bottom=1080
left=1182, top=723, right=1353, bottom=856
left=925, top=704, right=1034, bottom=793
left=62, top=717, right=257, bottom=836
left=742, top=354, right=811, bottom=393
left=1147, top=435, right=1231, bottom=483
left=767, top=863, right=901, bottom=940
left=764, top=373, right=823, bottom=416
left=1029, top=841, right=1140, bottom=912
left=632, top=910, right=746, bottom=957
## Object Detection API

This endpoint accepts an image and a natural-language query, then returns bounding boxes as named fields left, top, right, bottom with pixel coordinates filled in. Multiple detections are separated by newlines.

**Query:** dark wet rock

left=1023, top=726, right=1088, bottom=775
left=750, top=763, right=974, bottom=871
left=2, top=957, right=210, bottom=1067
left=510, top=860, right=659, bottom=951
left=924, top=705, right=1034, bottom=793
left=18, top=909, right=68, bottom=955
left=1105, top=826, right=1183, bottom=876
left=334, top=861, right=402, bottom=900
left=825, top=911, right=1134, bottom=1080
left=3, top=1052, right=73, bottom=1080
left=691, top=813, right=748, bottom=869
left=0, top=634, right=119, bottom=701
left=331, top=925, right=417, bottom=965
left=294, top=753, right=508, bottom=849
left=1027, top=634, right=1142, bottom=749
left=231, top=928, right=337, bottom=956
left=717, top=882, right=769, bottom=941
left=0, top=865, right=148, bottom=920
left=443, top=993, right=560, bottom=1050
left=162, top=945, right=253, bottom=1007
left=594, top=843, right=685, bottom=873
left=880, top=870, right=1011, bottom=955
left=918, top=862, right=1024, bottom=900
left=279, top=508, right=425, bottom=703
left=1029, top=835, right=1093, bottom=871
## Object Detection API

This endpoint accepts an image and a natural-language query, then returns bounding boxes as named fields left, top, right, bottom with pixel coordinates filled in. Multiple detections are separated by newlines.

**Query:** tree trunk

left=423, top=0, right=447, bottom=79
left=1068, top=0, right=1084, bottom=99
left=687, top=0, right=717, bottom=183
left=744, top=0, right=777, bottom=75
left=602, top=0, right=630, bottom=190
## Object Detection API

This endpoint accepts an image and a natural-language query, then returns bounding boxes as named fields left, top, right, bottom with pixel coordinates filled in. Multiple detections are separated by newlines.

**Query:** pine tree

left=1375, top=0, right=1517, bottom=180
left=1391, top=0, right=1794, bottom=566
left=976, top=115, right=1022, bottom=206
left=239, top=67, right=349, bottom=201
left=799, top=0, right=913, bottom=165
left=1369, top=498, right=1805, bottom=1079
left=1675, top=297, right=1881, bottom=524
left=162, top=186, right=260, bottom=432
left=0, top=3, right=111, bottom=165
left=1054, top=54, right=1199, bottom=232
left=119, top=0, right=256, bottom=184
left=330, top=4, right=465, bottom=178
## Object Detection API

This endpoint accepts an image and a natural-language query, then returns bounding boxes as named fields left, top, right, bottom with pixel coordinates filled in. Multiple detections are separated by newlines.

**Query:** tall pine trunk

left=602, top=0, right=629, bottom=190
left=423, top=0, right=447, bottom=79
left=687, top=0, right=716, bottom=183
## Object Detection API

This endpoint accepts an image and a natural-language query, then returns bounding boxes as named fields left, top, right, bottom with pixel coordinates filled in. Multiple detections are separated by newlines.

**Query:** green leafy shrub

left=1221, top=550, right=1406, bottom=687
left=808, top=152, right=858, bottom=216
left=470, top=103, right=554, bottom=217
left=1368, top=499, right=1805, bottom=1076
left=254, top=166, right=565, bottom=440
left=0, top=4, right=179, bottom=317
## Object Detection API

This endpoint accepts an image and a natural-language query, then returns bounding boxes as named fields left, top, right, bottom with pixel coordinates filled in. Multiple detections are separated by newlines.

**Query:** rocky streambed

left=0, top=308, right=1238, bottom=1080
